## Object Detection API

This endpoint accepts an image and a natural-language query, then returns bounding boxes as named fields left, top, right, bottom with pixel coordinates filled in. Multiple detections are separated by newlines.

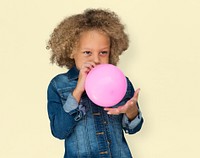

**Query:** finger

left=104, top=107, right=112, bottom=113
left=84, top=62, right=96, bottom=68
left=80, top=63, right=95, bottom=75
left=80, top=66, right=90, bottom=75
left=126, top=99, right=134, bottom=106
left=131, top=88, right=140, bottom=102
left=104, top=108, right=115, bottom=114
left=104, top=107, right=124, bottom=115
left=87, top=62, right=96, bottom=68
left=82, top=63, right=93, bottom=70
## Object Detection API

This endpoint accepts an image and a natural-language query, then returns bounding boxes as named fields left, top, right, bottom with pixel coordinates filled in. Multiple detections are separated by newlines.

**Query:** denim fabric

left=47, top=66, right=144, bottom=158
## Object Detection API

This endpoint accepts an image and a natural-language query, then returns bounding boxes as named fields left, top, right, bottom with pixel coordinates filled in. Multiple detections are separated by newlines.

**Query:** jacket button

left=96, top=132, right=104, bottom=135
left=93, top=112, right=101, bottom=116
left=100, top=151, right=108, bottom=154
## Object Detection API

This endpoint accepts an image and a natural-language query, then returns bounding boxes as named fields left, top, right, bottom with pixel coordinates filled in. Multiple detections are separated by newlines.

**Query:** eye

left=100, top=51, right=109, bottom=56
left=83, top=51, right=92, bottom=56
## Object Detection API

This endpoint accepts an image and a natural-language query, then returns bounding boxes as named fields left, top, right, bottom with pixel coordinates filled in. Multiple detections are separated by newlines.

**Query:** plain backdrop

left=0, top=0, right=200, bottom=158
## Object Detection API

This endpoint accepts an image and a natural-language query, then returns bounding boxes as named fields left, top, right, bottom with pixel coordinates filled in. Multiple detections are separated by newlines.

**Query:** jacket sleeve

left=47, top=81, right=85, bottom=139
left=122, top=108, right=144, bottom=134
left=122, top=78, right=144, bottom=134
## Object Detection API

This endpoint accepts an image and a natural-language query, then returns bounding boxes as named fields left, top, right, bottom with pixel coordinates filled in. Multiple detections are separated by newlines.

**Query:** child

left=47, top=8, right=143, bottom=158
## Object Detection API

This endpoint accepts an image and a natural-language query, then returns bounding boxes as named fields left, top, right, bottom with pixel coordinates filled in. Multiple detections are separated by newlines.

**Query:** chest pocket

left=57, top=87, right=74, bottom=105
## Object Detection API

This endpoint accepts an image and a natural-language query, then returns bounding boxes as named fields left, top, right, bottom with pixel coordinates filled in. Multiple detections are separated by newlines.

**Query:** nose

left=93, top=54, right=100, bottom=65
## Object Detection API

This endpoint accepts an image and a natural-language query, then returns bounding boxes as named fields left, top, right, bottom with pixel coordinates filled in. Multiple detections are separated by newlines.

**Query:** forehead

left=79, top=30, right=110, bottom=45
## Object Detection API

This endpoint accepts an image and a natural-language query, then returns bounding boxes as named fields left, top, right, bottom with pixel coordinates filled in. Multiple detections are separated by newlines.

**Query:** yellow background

left=0, top=0, right=200, bottom=157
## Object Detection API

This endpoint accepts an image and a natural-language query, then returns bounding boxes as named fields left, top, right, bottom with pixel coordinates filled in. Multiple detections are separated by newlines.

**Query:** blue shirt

left=47, top=66, right=144, bottom=158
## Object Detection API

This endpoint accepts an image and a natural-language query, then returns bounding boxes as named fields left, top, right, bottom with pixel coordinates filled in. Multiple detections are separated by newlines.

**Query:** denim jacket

left=47, top=66, right=144, bottom=158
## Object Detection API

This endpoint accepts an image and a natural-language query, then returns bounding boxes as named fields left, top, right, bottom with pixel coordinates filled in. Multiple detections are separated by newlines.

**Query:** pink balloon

left=85, top=64, right=127, bottom=107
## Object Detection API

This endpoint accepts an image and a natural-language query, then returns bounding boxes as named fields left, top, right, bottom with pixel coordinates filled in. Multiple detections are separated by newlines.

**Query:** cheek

left=74, top=61, right=81, bottom=70
left=74, top=57, right=90, bottom=69
left=101, top=57, right=109, bottom=64
left=74, top=57, right=84, bottom=69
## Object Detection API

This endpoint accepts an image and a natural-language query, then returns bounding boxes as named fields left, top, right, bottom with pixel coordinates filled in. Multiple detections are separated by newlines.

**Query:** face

left=71, top=30, right=110, bottom=70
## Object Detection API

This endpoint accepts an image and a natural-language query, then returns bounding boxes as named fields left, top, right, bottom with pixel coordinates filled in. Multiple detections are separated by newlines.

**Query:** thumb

left=132, top=88, right=140, bottom=101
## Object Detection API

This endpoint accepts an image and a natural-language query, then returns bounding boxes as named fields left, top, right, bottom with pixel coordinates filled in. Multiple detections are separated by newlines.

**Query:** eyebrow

left=81, top=46, right=110, bottom=50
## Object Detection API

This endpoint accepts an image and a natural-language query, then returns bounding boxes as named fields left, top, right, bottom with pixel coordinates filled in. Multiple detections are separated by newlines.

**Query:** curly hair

left=47, top=8, right=129, bottom=69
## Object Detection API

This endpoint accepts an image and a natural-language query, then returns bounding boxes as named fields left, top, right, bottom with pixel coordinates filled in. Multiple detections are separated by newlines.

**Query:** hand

left=104, top=88, right=140, bottom=121
left=73, top=62, right=96, bottom=102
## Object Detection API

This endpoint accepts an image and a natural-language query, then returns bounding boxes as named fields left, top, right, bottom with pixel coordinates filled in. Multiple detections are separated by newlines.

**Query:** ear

left=70, top=53, right=74, bottom=59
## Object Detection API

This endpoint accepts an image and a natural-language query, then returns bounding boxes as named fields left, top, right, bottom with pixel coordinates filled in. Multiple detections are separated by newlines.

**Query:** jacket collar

left=66, top=66, right=79, bottom=80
